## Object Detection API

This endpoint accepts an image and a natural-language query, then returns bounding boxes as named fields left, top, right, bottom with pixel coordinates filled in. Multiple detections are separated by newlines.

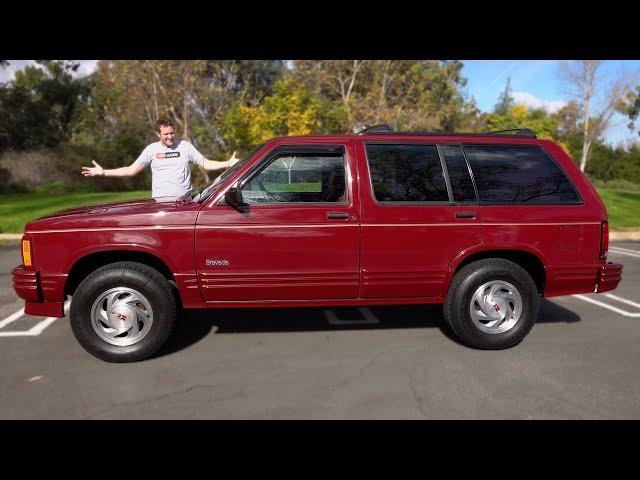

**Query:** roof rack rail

left=356, top=124, right=393, bottom=135
left=485, top=128, right=537, bottom=138
left=354, top=126, right=538, bottom=139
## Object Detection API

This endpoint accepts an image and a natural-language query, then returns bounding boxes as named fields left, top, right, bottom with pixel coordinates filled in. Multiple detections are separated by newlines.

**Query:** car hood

left=25, top=198, right=200, bottom=232
left=37, top=199, right=163, bottom=219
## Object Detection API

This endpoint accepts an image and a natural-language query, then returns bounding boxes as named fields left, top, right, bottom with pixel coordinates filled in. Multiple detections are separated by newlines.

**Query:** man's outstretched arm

left=82, top=160, right=146, bottom=177
left=201, top=151, right=241, bottom=171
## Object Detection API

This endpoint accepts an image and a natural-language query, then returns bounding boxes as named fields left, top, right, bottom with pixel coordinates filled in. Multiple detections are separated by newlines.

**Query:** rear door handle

left=327, top=212, right=349, bottom=219
left=456, top=211, right=476, bottom=219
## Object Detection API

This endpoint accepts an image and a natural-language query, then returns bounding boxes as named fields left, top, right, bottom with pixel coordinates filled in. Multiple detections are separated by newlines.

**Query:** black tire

left=70, top=261, right=177, bottom=362
left=443, top=259, right=539, bottom=350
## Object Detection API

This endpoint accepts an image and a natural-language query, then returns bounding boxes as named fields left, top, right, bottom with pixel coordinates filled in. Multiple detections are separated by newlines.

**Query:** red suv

left=12, top=128, right=623, bottom=362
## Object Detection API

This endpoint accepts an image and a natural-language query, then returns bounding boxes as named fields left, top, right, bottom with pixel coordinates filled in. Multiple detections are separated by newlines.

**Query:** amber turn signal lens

left=22, top=239, right=32, bottom=267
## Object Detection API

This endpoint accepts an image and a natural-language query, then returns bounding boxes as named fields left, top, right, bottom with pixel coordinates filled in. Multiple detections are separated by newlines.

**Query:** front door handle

left=456, top=211, right=476, bottom=219
left=327, top=212, right=349, bottom=219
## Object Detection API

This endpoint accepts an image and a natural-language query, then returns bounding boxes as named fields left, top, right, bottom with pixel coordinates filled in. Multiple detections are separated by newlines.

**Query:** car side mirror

left=225, top=187, right=248, bottom=210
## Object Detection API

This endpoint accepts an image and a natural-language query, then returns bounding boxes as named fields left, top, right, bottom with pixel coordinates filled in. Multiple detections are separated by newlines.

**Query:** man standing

left=82, top=118, right=240, bottom=201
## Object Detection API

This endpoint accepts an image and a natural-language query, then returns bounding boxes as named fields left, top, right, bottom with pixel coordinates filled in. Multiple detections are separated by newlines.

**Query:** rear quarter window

left=462, top=144, right=581, bottom=204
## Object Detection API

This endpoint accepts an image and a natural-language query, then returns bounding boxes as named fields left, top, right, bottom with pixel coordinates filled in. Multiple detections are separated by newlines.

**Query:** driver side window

left=241, top=152, right=346, bottom=204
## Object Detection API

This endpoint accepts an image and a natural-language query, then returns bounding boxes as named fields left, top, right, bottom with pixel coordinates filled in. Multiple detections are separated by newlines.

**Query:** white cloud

left=0, top=60, right=98, bottom=83
left=512, top=91, right=567, bottom=113
left=73, top=60, right=98, bottom=78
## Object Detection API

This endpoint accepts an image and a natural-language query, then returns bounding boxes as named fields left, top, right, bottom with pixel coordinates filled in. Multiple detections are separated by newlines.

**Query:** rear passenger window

left=463, top=145, right=581, bottom=204
left=366, top=144, right=449, bottom=202
left=440, top=144, right=477, bottom=203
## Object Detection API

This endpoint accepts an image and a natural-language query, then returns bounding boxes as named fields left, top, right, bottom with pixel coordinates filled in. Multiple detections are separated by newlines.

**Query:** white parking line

left=325, top=307, right=380, bottom=325
left=0, top=300, right=71, bottom=337
left=573, top=295, right=640, bottom=317
left=609, top=246, right=640, bottom=254
left=608, top=247, right=640, bottom=258
left=0, top=307, right=26, bottom=329
left=603, top=293, right=640, bottom=309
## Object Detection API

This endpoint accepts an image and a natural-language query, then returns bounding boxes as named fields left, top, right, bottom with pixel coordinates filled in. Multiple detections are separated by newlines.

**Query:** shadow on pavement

left=154, top=298, right=582, bottom=358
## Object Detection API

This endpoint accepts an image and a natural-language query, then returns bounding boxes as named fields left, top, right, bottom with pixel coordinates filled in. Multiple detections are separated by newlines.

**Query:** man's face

left=157, top=125, right=176, bottom=147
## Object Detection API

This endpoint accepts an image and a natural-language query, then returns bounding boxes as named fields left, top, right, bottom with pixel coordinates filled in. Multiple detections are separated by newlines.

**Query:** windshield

left=197, top=143, right=267, bottom=204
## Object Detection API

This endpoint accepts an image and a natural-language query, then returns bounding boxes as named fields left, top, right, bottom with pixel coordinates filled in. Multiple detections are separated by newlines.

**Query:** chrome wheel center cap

left=488, top=297, right=507, bottom=320
left=110, top=305, right=135, bottom=332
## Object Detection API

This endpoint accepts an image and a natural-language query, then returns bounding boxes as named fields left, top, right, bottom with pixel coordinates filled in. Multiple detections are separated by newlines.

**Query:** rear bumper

left=596, top=262, right=623, bottom=293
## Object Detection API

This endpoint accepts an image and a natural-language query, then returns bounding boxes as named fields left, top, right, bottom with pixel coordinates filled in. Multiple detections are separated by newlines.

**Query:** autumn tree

left=558, top=60, right=633, bottom=172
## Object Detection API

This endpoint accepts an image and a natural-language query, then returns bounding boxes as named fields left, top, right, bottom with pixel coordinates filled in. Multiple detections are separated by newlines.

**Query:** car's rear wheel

left=443, top=259, right=539, bottom=349
left=70, top=262, right=176, bottom=362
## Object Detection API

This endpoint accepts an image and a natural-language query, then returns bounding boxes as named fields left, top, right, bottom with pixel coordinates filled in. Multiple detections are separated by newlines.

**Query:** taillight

left=599, top=221, right=609, bottom=260
left=22, top=236, right=33, bottom=268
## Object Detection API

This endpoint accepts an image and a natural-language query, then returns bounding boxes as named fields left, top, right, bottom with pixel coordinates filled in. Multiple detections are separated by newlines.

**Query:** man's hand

left=82, top=161, right=105, bottom=177
left=228, top=151, right=240, bottom=166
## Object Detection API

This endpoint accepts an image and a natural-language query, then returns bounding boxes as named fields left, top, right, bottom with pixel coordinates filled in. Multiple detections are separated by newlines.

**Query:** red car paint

left=12, top=134, right=623, bottom=318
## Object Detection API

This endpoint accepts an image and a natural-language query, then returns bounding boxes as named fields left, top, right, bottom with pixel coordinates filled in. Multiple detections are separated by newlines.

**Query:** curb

left=610, top=231, right=640, bottom=241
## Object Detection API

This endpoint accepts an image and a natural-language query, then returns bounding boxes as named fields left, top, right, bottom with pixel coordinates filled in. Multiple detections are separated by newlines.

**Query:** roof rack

left=485, top=128, right=537, bottom=138
left=355, top=126, right=537, bottom=139
left=356, top=124, right=394, bottom=135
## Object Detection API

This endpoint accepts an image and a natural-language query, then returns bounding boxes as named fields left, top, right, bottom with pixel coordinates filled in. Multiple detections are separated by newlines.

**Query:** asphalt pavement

left=1, top=242, right=639, bottom=419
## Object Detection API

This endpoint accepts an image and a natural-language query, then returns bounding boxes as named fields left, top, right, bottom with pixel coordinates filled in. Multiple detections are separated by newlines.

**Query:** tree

left=558, top=60, right=633, bottom=172
left=618, top=84, right=640, bottom=135
left=221, top=78, right=325, bottom=148
left=494, top=77, right=514, bottom=114
left=0, top=60, right=89, bottom=150
left=291, top=60, right=470, bottom=133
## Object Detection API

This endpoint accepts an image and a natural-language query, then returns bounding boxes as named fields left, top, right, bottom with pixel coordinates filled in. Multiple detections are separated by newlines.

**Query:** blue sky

left=2, top=60, right=639, bottom=146
left=461, top=60, right=640, bottom=146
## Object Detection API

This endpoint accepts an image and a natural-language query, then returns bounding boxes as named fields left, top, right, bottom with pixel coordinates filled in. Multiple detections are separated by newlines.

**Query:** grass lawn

left=596, top=187, right=640, bottom=230
left=1, top=186, right=639, bottom=233
left=0, top=191, right=150, bottom=233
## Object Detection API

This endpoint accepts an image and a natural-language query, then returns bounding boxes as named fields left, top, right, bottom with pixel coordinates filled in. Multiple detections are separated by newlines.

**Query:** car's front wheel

left=70, top=262, right=176, bottom=362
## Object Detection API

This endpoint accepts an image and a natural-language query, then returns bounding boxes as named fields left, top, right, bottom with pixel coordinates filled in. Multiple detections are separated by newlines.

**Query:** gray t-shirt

left=134, top=140, right=204, bottom=199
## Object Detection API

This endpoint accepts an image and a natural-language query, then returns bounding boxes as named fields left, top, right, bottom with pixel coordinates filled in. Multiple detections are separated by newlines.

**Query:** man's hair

left=155, top=118, right=175, bottom=133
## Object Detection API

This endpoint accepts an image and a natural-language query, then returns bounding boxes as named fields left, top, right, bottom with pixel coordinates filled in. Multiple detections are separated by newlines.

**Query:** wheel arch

left=65, top=249, right=177, bottom=297
left=443, top=247, right=547, bottom=297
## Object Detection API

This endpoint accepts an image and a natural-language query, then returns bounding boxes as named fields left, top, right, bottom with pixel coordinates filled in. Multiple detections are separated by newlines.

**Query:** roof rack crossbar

left=485, top=128, right=537, bottom=138
left=356, top=124, right=394, bottom=135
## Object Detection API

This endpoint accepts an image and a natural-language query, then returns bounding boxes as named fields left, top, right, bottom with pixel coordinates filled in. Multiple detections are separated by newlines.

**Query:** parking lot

left=1, top=242, right=639, bottom=419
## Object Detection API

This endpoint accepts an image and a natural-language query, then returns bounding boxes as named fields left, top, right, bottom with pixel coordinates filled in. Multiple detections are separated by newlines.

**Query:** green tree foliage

left=486, top=104, right=559, bottom=139
left=221, top=78, right=346, bottom=150
left=619, top=85, right=640, bottom=135
left=291, top=60, right=471, bottom=132
left=0, top=61, right=89, bottom=151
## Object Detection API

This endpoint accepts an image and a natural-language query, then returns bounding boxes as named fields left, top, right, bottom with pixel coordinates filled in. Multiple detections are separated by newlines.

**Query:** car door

left=195, top=143, right=360, bottom=302
left=358, top=141, right=482, bottom=298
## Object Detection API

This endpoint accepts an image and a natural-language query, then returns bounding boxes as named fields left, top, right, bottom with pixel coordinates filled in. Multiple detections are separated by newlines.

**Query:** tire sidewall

left=448, top=260, right=539, bottom=349
left=70, top=263, right=175, bottom=362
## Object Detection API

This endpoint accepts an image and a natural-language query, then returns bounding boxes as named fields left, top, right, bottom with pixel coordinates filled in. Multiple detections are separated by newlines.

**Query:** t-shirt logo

left=156, top=152, right=181, bottom=159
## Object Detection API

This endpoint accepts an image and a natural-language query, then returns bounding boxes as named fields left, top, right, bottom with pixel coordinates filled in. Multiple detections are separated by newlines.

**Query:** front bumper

left=596, top=262, right=623, bottom=293
left=12, top=266, right=41, bottom=302
left=12, top=266, right=66, bottom=318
